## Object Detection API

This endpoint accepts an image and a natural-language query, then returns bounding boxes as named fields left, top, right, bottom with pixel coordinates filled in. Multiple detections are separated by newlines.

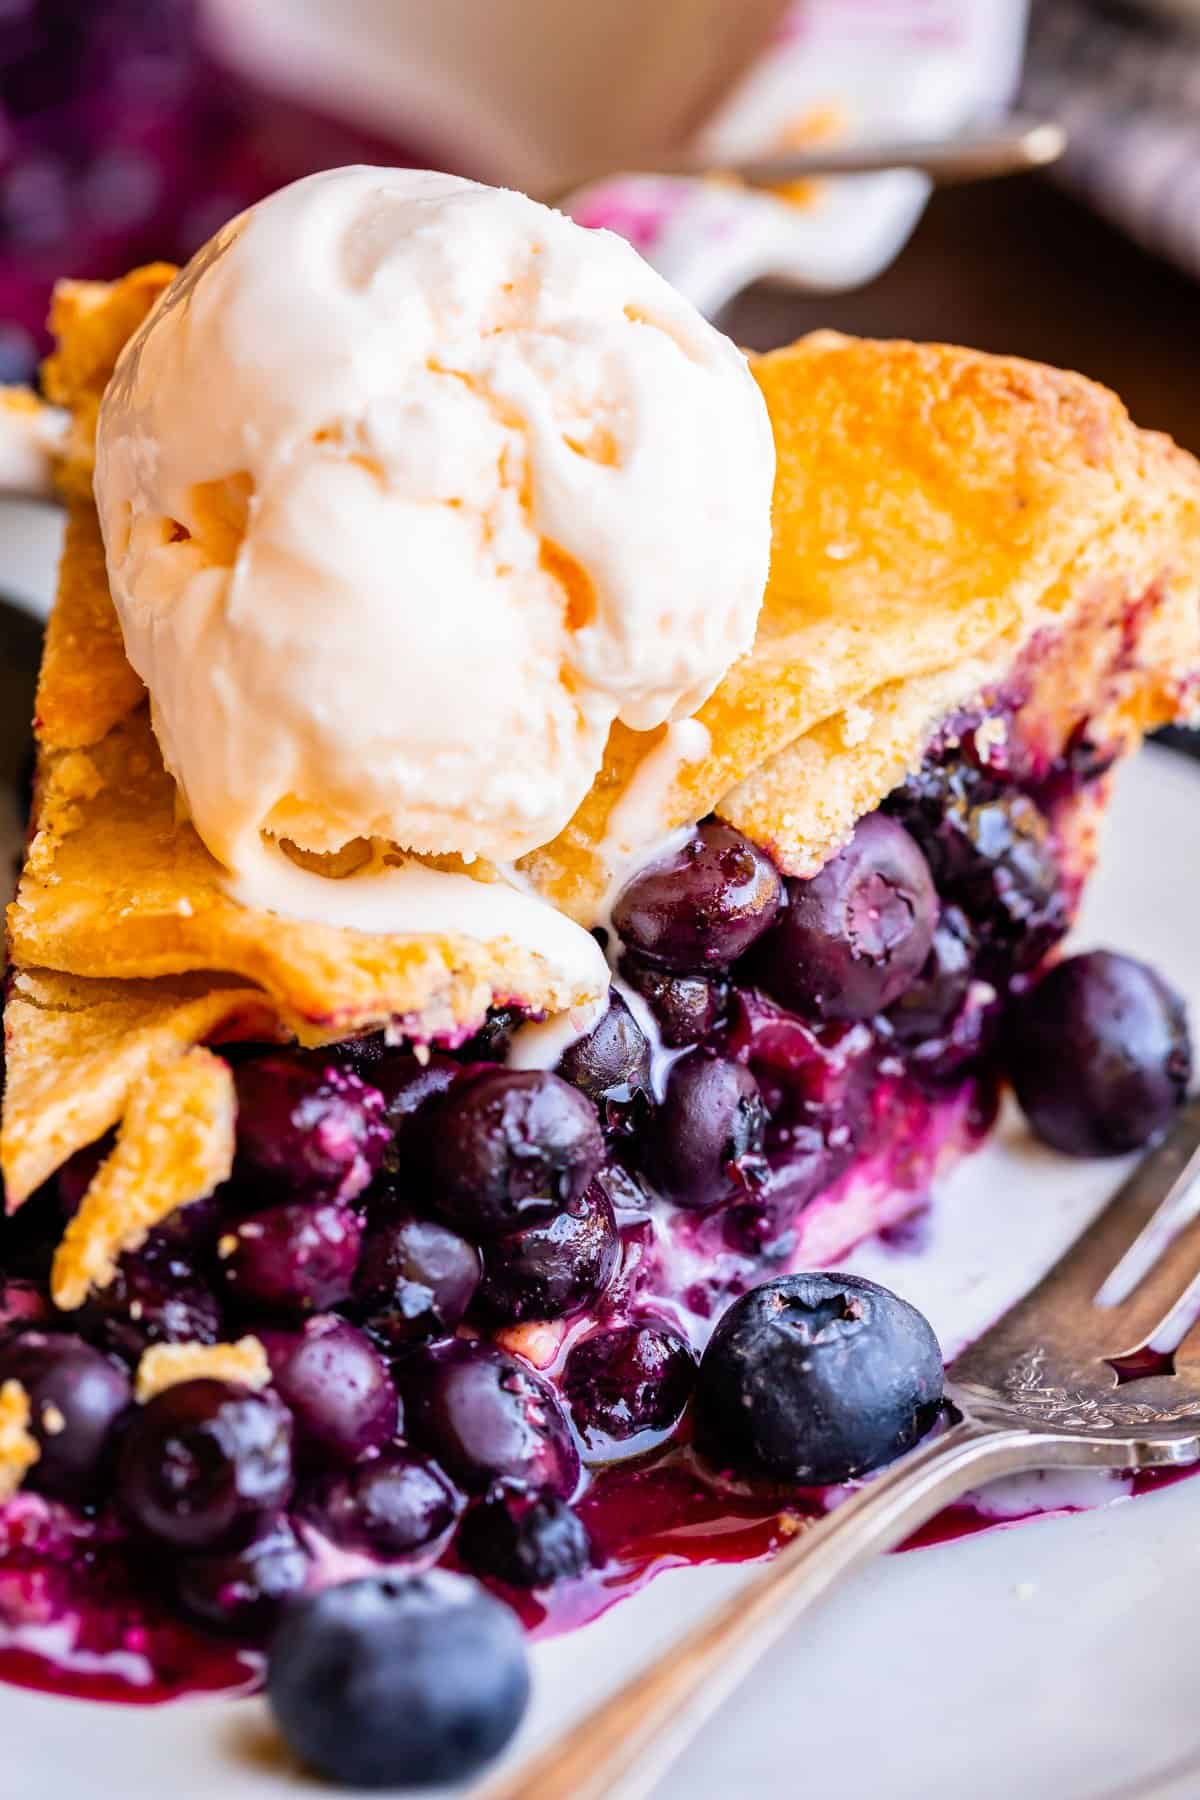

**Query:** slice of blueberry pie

left=0, top=168, right=1197, bottom=1765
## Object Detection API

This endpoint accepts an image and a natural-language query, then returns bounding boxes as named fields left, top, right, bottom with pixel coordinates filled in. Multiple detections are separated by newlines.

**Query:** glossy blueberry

left=592, top=1161, right=655, bottom=1220
left=723, top=992, right=878, bottom=1213
left=353, top=1216, right=480, bottom=1350
left=176, top=1511, right=309, bottom=1634
left=755, top=813, right=937, bottom=1022
left=117, top=1379, right=294, bottom=1550
left=267, top=1571, right=530, bottom=1789
left=887, top=905, right=976, bottom=1046
left=694, top=1272, right=943, bottom=1484
left=563, top=1322, right=697, bottom=1456
left=454, top=1006, right=525, bottom=1063
left=400, top=1340, right=579, bottom=1497
left=612, top=821, right=782, bottom=974
left=619, top=954, right=727, bottom=1048
left=650, top=1051, right=766, bottom=1210
left=555, top=990, right=650, bottom=1106
left=233, top=1054, right=390, bottom=1204
left=259, top=1317, right=398, bottom=1469
left=369, top=1051, right=460, bottom=1156
left=888, top=906, right=1001, bottom=1086
left=0, top=1330, right=131, bottom=1502
left=472, top=1181, right=619, bottom=1325
left=458, top=1485, right=593, bottom=1588
left=886, top=756, right=1068, bottom=981
left=220, top=1200, right=363, bottom=1316
left=427, top=1069, right=604, bottom=1237
left=721, top=1112, right=850, bottom=1256
left=81, top=1246, right=222, bottom=1364
left=1006, top=950, right=1192, bottom=1156
left=301, top=1449, right=461, bottom=1559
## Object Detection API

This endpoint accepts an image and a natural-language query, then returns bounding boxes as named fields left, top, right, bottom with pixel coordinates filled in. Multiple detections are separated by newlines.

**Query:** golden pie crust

left=133, top=1337, right=270, bottom=1404
left=0, top=1381, right=38, bottom=1500
left=50, top=1046, right=236, bottom=1310
left=3, top=265, right=1199, bottom=1294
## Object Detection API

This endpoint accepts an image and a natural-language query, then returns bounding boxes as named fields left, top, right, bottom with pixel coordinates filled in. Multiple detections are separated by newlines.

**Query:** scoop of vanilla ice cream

left=94, top=166, right=775, bottom=872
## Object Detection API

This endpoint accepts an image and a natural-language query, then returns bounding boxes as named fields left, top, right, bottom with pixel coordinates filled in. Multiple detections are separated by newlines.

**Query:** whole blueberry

left=458, top=1485, right=593, bottom=1589
left=81, top=1247, right=222, bottom=1364
left=400, top=1340, right=579, bottom=1498
left=887, top=905, right=976, bottom=1046
left=177, top=1511, right=309, bottom=1635
left=117, top=1379, right=294, bottom=1550
left=650, top=1051, right=767, bottom=1210
left=563, top=1322, right=697, bottom=1457
left=267, top=1571, right=530, bottom=1788
left=233, top=1054, right=390, bottom=1204
left=755, top=814, right=937, bottom=1021
left=1006, top=950, right=1192, bottom=1156
left=695, top=1273, right=943, bottom=1484
left=369, top=1051, right=460, bottom=1156
left=353, top=1216, right=480, bottom=1350
left=619, top=955, right=727, bottom=1048
left=612, top=821, right=782, bottom=974
left=556, top=990, right=651, bottom=1107
left=259, top=1317, right=398, bottom=1468
left=473, top=1181, right=619, bottom=1325
left=0, top=1330, right=131, bottom=1502
left=428, top=1069, right=604, bottom=1237
left=220, top=1200, right=363, bottom=1316
left=301, top=1450, right=461, bottom=1559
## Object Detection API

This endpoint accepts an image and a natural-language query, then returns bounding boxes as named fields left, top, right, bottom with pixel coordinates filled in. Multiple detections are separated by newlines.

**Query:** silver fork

left=483, top=1095, right=1200, bottom=1800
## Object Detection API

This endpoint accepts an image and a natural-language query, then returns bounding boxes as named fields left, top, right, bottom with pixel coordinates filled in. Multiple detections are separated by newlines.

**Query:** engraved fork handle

left=481, top=1418, right=1068, bottom=1800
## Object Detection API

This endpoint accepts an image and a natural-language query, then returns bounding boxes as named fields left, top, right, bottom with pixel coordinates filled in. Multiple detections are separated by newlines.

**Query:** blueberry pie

left=0, top=169, right=1197, bottom=1721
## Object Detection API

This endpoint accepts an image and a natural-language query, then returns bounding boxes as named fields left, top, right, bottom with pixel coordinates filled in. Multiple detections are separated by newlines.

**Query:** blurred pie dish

left=0, top=263, right=1197, bottom=1693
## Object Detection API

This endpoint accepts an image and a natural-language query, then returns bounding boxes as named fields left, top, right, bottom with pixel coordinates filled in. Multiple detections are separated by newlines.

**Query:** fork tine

left=1030, top=1098, right=1200, bottom=1318
left=1165, top=1291, right=1200, bottom=1373
left=1096, top=1214, right=1200, bottom=1354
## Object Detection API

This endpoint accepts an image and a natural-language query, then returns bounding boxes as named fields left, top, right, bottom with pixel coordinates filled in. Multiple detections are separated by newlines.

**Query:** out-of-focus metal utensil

left=546, top=115, right=1065, bottom=207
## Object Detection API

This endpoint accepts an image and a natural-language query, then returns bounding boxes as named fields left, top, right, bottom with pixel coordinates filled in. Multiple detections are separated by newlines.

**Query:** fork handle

left=482, top=1418, right=1049, bottom=1800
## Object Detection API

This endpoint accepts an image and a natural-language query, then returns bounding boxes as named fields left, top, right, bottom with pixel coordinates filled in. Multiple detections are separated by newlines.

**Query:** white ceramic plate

left=3, top=514, right=1200, bottom=1798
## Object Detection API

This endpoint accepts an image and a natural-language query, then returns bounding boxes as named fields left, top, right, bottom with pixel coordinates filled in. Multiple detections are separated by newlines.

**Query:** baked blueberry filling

left=0, top=730, right=1192, bottom=1723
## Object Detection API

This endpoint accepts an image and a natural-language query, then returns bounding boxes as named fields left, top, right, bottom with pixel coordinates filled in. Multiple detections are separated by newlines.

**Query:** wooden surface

left=727, top=175, right=1200, bottom=454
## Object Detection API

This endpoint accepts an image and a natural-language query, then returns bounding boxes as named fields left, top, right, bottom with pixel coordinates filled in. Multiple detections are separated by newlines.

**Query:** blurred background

left=0, top=0, right=1196, bottom=445
left=0, top=1, right=1198, bottom=517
